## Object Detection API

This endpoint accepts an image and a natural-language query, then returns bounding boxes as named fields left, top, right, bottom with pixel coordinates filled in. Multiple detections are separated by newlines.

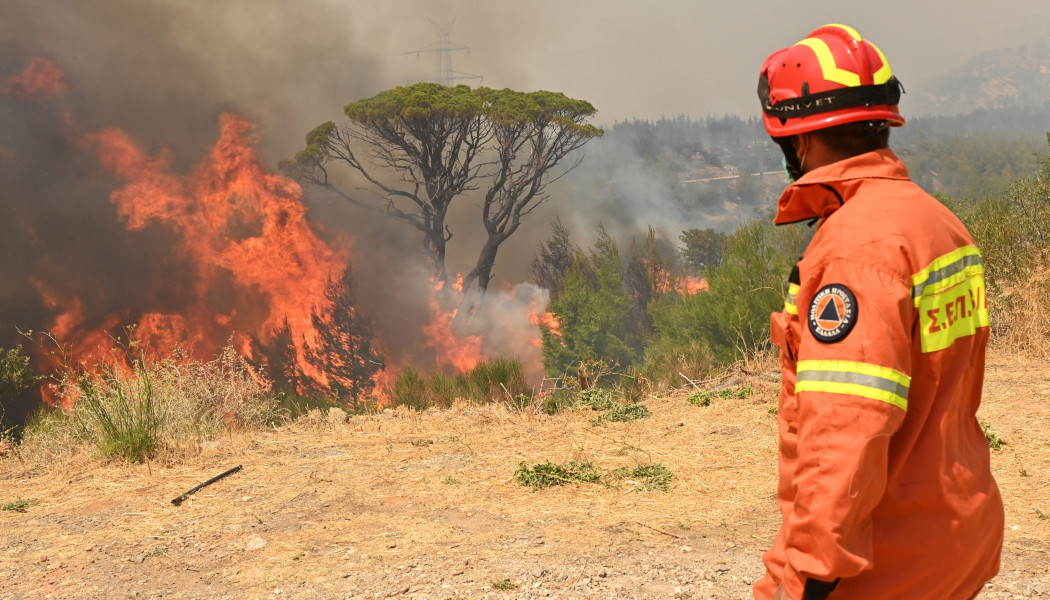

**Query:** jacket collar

left=773, top=148, right=911, bottom=225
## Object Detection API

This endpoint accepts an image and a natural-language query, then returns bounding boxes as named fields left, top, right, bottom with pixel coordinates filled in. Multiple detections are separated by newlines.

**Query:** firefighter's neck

left=792, top=132, right=842, bottom=176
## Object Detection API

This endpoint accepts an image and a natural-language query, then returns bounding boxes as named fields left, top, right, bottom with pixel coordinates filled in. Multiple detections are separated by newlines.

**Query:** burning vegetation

left=1, top=54, right=723, bottom=420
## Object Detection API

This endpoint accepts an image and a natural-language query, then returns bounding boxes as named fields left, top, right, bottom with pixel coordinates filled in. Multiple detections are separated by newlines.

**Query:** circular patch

left=807, top=284, right=858, bottom=343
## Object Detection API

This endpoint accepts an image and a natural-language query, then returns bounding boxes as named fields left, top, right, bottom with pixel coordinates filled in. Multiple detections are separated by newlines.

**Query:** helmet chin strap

left=775, top=136, right=804, bottom=182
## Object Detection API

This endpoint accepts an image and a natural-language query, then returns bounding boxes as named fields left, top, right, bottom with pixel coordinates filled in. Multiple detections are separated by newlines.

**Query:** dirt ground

left=1, top=354, right=1048, bottom=600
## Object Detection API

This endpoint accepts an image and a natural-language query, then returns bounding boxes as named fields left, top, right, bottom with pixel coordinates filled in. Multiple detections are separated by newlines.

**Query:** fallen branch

left=171, top=465, right=243, bottom=505
left=679, top=372, right=701, bottom=390
left=633, top=520, right=684, bottom=539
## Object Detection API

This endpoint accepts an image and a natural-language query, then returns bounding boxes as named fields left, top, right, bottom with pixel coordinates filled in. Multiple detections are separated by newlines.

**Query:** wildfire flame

left=81, top=113, right=350, bottom=384
left=9, top=56, right=564, bottom=408
left=422, top=277, right=483, bottom=372
left=677, top=276, right=709, bottom=295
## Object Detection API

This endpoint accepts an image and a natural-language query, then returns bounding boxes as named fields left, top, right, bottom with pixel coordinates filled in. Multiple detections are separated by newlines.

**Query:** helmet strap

left=775, top=136, right=803, bottom=182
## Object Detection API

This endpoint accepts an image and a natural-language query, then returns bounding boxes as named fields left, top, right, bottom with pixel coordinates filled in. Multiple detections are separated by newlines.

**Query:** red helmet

left=758, top=24, right=905, bottom=137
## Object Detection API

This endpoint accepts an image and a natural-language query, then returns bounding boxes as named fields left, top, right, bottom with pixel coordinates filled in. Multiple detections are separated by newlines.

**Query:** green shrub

left=460, top=356, right=529, bottom=403
left=611, top=464, right=673, bottom=492
left=981, top=420, right=1006, bottom=451
left=0, top=345, right=36, bottom=399
left=426, top=370, right=457, bottom=409
left=71, top=357, right=164, bottom=463
left=385, top=357, right=533, bottom=410
left=389, top=366, right=429, bottom=411
left=540, top=389, right=577, bottom=415
left=577, top=387, right=616, bottom=410
left=541, top=226, right=637, bottom=376
left=688, top=385, right=754, bottom=407
left=592, top=403, right=649, bottom=425
left=2, top=498, right=39, bottom=513
left=636, top=340, right=713, bottom=391
left=687, top=391, right=712, bottom=407
left=514, top=460, right=602, bottom=489
left=650, top=219, right=810, bottom=365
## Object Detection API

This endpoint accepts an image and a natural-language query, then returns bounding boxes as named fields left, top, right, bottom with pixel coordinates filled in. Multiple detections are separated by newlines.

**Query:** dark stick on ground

left=171, top=465, right=243, bottom=505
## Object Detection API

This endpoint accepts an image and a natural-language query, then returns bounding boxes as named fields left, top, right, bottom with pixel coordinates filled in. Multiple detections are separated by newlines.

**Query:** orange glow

left=67, top=113, right=350, bottom=395
left=2, top=57, right=67, bottom=102
left=677, top=276, right=709, bottom=295
left=423, top=277, right=483, bottom=372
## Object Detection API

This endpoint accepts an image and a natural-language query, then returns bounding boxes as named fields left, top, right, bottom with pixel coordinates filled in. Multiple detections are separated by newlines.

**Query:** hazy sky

left=5, top=0, right=1048, bottom=161
left=357, top=0, right=1050, bottom=123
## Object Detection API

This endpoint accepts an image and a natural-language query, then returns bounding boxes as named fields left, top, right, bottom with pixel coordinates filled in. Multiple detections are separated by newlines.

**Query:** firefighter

left=754, top=24, right=1004, bottom=600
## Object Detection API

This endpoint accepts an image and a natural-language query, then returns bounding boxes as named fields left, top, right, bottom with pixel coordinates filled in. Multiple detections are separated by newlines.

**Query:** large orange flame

left=69, top=113, right=350, bottom=388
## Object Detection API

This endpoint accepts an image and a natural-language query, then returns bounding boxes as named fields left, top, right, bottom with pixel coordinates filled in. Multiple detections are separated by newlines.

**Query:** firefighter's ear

left=794, top=133, right=810, bottom=164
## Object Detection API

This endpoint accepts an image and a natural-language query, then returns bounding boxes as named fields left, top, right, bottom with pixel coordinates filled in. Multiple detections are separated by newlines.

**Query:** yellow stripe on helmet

left=795, top=38, right=862, bottom=88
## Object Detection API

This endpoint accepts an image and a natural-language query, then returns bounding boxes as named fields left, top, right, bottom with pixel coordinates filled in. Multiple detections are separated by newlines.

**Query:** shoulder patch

left=808, top=284, right=858, bottom=343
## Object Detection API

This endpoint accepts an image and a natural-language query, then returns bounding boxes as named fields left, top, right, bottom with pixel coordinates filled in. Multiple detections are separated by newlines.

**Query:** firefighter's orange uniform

left=753, top=149, right=1004, bottom=599
left=752, top=25, right=1004, bottom=600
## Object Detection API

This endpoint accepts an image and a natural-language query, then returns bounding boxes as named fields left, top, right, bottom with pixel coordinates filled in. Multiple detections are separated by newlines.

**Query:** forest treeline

left=533, top=104, right=1050, bottom=391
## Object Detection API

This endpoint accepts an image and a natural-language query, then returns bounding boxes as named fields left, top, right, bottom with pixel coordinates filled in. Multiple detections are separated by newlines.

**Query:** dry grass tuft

left=17, top=343, right=276, bottom=468
left=991, top=261, right=1050, bottom=358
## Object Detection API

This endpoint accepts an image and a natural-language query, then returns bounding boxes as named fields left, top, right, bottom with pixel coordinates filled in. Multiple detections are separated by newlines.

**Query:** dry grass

left=991, top=261, right=1050, bottom=358
left=16, top=343, right=276, bottom=468
left=0, top=351, right=1046, bottom=598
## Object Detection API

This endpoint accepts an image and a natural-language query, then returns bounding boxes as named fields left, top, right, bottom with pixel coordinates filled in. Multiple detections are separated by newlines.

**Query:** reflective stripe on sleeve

left=911, top=246, right=984, bottom=304
left=784, top=283, right=799, bottom=315
left=912, top=246, right=990, bottom=353
left=795, top=360, right=910, bottom=411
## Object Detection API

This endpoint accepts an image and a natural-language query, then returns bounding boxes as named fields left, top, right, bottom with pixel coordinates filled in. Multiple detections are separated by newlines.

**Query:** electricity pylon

left=409, top=18, right=483, bottom=86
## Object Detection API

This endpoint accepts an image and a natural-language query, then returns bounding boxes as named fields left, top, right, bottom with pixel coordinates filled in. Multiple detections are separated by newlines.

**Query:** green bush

left=576, top=387, right=616, bottom=411
left=592, top=403, right=649, bottom=425
left=389, top=366, right=429, bottom=411
left=540, top=389, right=577, bottom=415
left=981, top=420, right=1006, bottom=451
left=514, top=460, right=602, bottom=489
left=611, top=464, right=673, bottom=492
left=541, top=227, right=637, bottom=376
left=0, top=345, right=36, bottom=399
left=687, top=385, right=753, bottom=407
left=636, top=339, right=714, bottom=391
left=74, top=361, right=164, bottom=463
left=650, top=219, right=810, bottom=365
left=385, top=357, right=533, bottom=410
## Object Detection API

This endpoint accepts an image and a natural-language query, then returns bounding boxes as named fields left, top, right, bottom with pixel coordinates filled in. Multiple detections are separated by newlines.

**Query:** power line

left=405, top=18, right=483, bottom=86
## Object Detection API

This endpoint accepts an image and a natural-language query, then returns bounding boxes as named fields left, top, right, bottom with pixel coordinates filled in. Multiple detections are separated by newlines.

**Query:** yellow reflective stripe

left=784, top=283, right=799, bottom=315
left=796, top=360, right=910, bottom=411
left=912, top=246, right=985, bottom=305
left=870, top=42, right=893, bottom=84
left=796, top=38, right=861, bottom=87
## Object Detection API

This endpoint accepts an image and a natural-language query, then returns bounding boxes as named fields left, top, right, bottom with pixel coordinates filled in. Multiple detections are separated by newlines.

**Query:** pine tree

left=307, top=267, right=383, bottom=409
left=249, top=319, right=305, bottom=394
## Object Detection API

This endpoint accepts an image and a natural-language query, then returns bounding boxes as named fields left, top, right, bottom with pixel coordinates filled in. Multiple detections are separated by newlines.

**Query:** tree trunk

left=464, top=237, right=502, bottom=295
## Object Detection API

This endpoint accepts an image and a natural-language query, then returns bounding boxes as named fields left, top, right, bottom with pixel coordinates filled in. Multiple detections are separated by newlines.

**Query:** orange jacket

left=754, top=149, right=1003, bottom=600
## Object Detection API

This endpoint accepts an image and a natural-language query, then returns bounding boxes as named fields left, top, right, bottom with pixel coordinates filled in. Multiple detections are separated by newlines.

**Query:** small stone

left=129, top=555, right=145, bottom=564
left=245, top=535, right=268, bottom=551
left=681, top=546, right=693, bottom=553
